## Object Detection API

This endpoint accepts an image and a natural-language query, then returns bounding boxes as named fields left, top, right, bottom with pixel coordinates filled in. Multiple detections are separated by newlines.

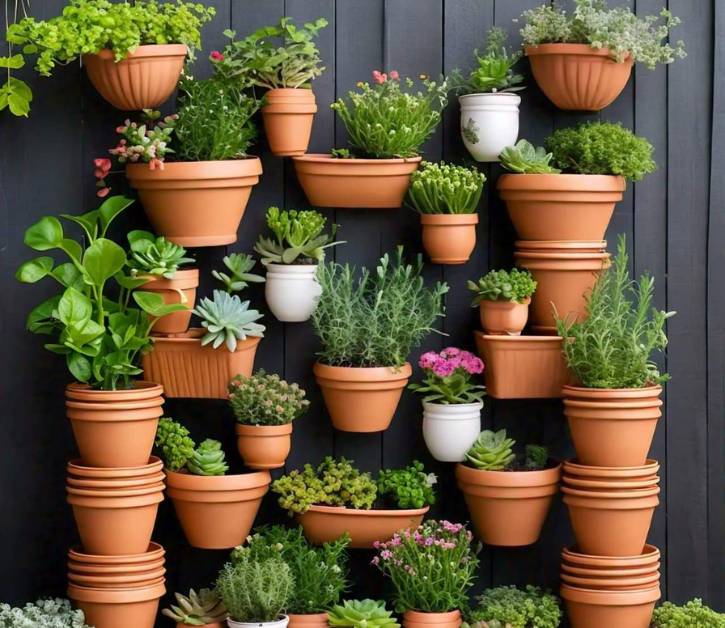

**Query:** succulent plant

left=155, top=418, right=196, bottom=472
left=162, top=588, right=227, bottom=625
left=193, top=289, right=265, bottom=351
left=524, top=445, right=549, bottom=471
left=328, top=600, right=400, bottom=628
left=212, top=253, right=265, bottom=294
left=499, top=140, right=560, bottom=174
left=0, top=598, right=91, bottom=627
left=187, top=439, right=229, bottom=476
left=126, top=230, right=194, bottom=279
left=406, top=161, right=486, bottom=215
left=468, top=268, right=537, bottom=305
left=228, top=370, right=310, bottom=426
left=465, top=430, right=516, bottom=471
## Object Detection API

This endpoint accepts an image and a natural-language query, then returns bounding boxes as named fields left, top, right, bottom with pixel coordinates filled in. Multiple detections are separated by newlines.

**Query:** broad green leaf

left=24, top=216, right=63, bottom=251
left=57, top=288, right=93, bottom=326
left=52, top=263, right=84, bottom=289
left=83, top=238, right=126, bottom=286
left=0, top=54, right=24, bottom=69
left=67, top=352, right=92, bottom=382
left=66, top=318, right=105, bottom=350
left=16, top=256, right=54, bottom=283
left=3, top=77, right=32, bottom=116
left=133, top=291, right=188, bottom=317
left=127, top=229, right=154, bottom=252
left=45, top=342, right=70, bottom=355
left=98, top=196, right=134, bottom=236
left=60, top=238, right=83, bottom=262
left=27, top=295, right=61, bottom=334
left=114, top=271, right=150, bottom=291
left=61, top=210, right=99, bottom=241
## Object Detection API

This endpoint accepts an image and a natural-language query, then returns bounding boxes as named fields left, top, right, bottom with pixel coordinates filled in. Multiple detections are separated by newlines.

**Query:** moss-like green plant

left=186, top=439, right=229, bottom=476
left=162, top=588, right=227, bottom=626
left=468, top=269, right=537, bottom=305
left=328, top=600, right=400, bottom=628
left=155, top=418, right=196, bottom=472
left=377, top=461, right=437, bottom=509
left=499, top=140, right=560, bottom=174
left=468, top=585, right=561, bottom=628
left=465, top=430, right=516, bottom=471
left=652, top=599, right=725, bottom=628
left=228, top=370, right=310, bottom=426
left=406, top=161, right=486, bottom=215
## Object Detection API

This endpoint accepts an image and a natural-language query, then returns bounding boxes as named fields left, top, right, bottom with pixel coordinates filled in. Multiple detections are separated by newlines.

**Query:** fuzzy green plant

left=155, top=418, right=196, bottom=472
left=328, top=600, right=400, bottom=628
left=469, top=586, right=561, bottom=628
left=468, top=269, right=537, bottom=305
left=465, top=430, right=516, bottom=471
left=211, top=253, right=265, bottom=294
left=406, top=161, right=486, bottom=215
left=162, top=588, right=227, bottom=626
left=228, top=370, right=310, bottom=426
left=187, top=439, right=229, bottom=476
left=377, top=461, right=437, bottom=509
left=126, top=230, right=193, bottom=279
left=651, top=599, right=725, bottom=628
left=0, top=598, right=91, bottom=627
left=499, top=140, right=560, bottom=174
left=193, top=290, right=265, bottom=352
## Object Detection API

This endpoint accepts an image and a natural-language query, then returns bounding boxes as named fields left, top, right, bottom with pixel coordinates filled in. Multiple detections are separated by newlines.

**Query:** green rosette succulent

left=499, top=140, right=560, bottom=174
left=126, top=230, right=194, bottom=279
left=328, top=600, right=400, bottom=628
left=465, top=430, right=516, bottom=471
left=193, top=290, right=265, bottom=352
left=187, top=439, right=229, bottom=476
left=162, top=588, right=227, bottom=626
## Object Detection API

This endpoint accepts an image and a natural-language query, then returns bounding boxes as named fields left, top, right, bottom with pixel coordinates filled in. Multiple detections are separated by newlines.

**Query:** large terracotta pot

left=139, top=269, right=198, bottom=335
left=297, top=504, right=428, bottom=548
left=69, top=542, right=165, bottom=565
left=419, top=214, right=479, bottom=264
left=478, top=297, right=530, bottom=335
left=455, top=463, right=561, bottom=546
left=526, top=44, right=633, bottom=111
left=142, top=330, right=261, bottom=398
left=474, top=332, right=569, bottom=399
left=498, top=174, right=625, bottom=241
left=402, top=610, right=462, bottom=628
left=68, top=581, right=166, bottom=628
left=262, top=88, right=317, bottom=156
left=127, top=158, right=263, bottom=247
left=288, top=613, right=329, bottom=628
left=165, top=470, right=271, bottom=549
left=313, top=362, right=412, bottom=432
left=562, top=459, right=660, bottom=481
left=83, top=44, right=187, bottom=110
left=65, top=382, right=164, bottom=468
left=560, top=584, right=660, bottom=628
left=560, top=571, right=660, bottom=591
left=235, top=423, right=293, bottom=469
left=293, top=154, right=421, bottom=208
left=562, top=386, right=663, bottom=466
left=562, top=544, right=660, bottom=570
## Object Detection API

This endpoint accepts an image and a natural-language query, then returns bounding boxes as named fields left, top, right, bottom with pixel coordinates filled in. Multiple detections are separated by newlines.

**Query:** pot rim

left=422, top=401, right=484, bottom=411
left=84, top=43, right=188, bottom=61
left=497, top=173, right=626, bottom=191
left=226, top=615, right=289, bottom=628
left=561, top=484, right=660, bottom=499
left=559, top=584, right=660, bottom=605
left=475, top=330, right=564, bottom=345
left=455, top=461, right=562, bottom=487
left=313, top=362, right=413, bottom=382
left=65, top=381, right=163, bottom=401
left=165, top=469, right=271, bottom=491
left=479, top=296, right=531, bottom=308
left=68, top=566, right=167, bottom=585
left=66, top=473, right=166, bottom=488
left=563, top=459, right=660, bottom=474
left=265, top=263, right=319, bottom=273
left=525, top=43, right=632, bottom=63
left=286, top=612, right=329, bottom=621
left=293, top=153, right=422, bottom=165
left=563, top=384, right=663, bottom=397
left=67, top=580, right=166, bottom=603
left=515, top=240, right=607, bottom=250
left=304, top=504, right=430, bottom=517
left=402, top=610, right=462, bottom=620
left=561, top=562, right=661, bottom=577
left=563, top=544, right=660, bottom=563
left=419, top=213, right=479, bottom=225
left=514, top=250, right=611, bottom=261
left=562, top=476, right=660, bottom=489
left=69, top=542, right=165, bottom=563
left=66, top=482, right=165, bottom=497
left=126, top=157, right=262, bottom=180
left=235, top=423, right=294, bottom=435
left=67, top=558, right=166, bottom=573
left=150, top=329, right=262, bottom=351
left=68, top=456, right=163, bottom=476
left=560, top=572, right=660, bottom=587
left=138, top=268, right=200, bottom=291
left=459, top=92, right=521, bottom=102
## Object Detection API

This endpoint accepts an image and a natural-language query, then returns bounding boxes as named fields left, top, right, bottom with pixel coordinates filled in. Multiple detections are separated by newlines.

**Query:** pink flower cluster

left=372, top=69, right=400, bottom=84
left=210, top=50, right=224, bottom=62
left=418, top=347, right=484, bottom=378
left=92, top=158, right=112, bottom=198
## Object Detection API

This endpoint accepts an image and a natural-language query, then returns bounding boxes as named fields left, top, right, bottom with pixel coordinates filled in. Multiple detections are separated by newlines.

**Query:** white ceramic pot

left=265, top=264, right=322, bottom=322
left=422, top=401, right=483, bottom=462
left=228, top=615, right=290, bottom=628
left=459, top=92, right=521, bottom=162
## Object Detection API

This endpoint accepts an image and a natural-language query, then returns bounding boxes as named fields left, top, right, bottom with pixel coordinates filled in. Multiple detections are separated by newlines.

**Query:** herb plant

left=409, top=347, right=486, bottom=404
left=187, top=439, right=229, bottom=476
left=0, top=598, right=90, bottom=627
left=211, top=253, right=265, bottom=294
left=468, top=269, right=537, bottom=305
left=651, top=599, right=725, bottom=628
left=162, top=588, right=227, bottom=626
left=328, top=600, right=400, bottom=628
left=465, top=430, right=549, bottom=472
left=228, top=370, right=310, bottom=426
left=499, top=140, right=560, bottom=174
left=377, top=461, right=437, bottom=509
left=192, top=290, right=265, bottom=352
left=406, top=162, right=486, bottom=215
left=126, top=230, right=193, bottom=279
left=468, top=585, right=561, bottom=628
left=155, top=418, right=196, bottom=472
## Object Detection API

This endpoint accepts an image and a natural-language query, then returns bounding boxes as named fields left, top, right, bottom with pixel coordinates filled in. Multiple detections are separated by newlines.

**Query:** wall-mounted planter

left=293, top=154, right=421, bottom=208
left=560, top=584, right=660, bottom=628
left=262, top=88, right=317, bottom=156
left=235, top=423, right=293, bottom=469
left=419, top=214, right=478, bottom=264
left=459, top=92, right=520, bottom=162
left=127, top=158, right=263, bottom=247
left=139, top=269, right=199, bottom=335
left=68, top=580, right=166, bottom=628
left=288, top=612, right=329, bottom=628
left=478, top=297, right=530, bottom=335
left=265, top=264, right=322, bottom=322
left=422, top=401, right=482, bottom=462
left=402, top=610, right=462, bottom=628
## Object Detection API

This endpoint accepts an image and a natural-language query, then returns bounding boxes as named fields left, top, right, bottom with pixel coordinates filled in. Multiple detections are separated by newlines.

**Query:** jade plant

left=228, top=370, right=310, bottom=427
left=465, top=430, right=550, bottom=472
left=466, top=585, right=561, bottom=628
left=406, top=161, right=486, bottom=214
left=499, top=140, right=560, bottom=174
left=211, top=253, right=265, bottom=294
left=126, top=230, right=194, bottom=279
left=162, top=588, right=228, bottom=626
left=468, top=269, right=537, bottom=305
left=155, top=418, right=229, bottom=476
left=328, top=600, right=400, bottom=628
left=651, top=599, right=725, bottom=627
left=0, top=598, right=91, bottom=627
left=409, top=347, right=486, bottom=404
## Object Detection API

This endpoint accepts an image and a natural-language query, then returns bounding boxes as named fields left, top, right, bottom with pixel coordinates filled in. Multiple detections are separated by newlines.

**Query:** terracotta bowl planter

left=561, top=563, right=660, bottom=578
left=498, top=174, right=625, bottom=241
left=68, top=566, right=166, bottom=588
left=313, top=362, right=412, bottom=432
left=560, top=584, right=660, bottom=628
left=455, top=462, right=561, bottom=546
left=563, top=386, right=663, bottom=466
left=402, top=610, right=462, bottom=628
left=563, top=459, right=659, bottom=480
left=293, top=154, right=422, bottom=208
left=526, top=44, right=633, bottom=111
left=235, top=423, right=293, bottom=469
left=65, top=382, right=164, bottom=468
left=560, top=571, right=660, bottom=591
left=562, top=544, right=660, bottom=569
left=419, top=214, right=479, bottom=264
left=262, top=88, right=317, bottom=156
left=474, top=332, right=569, bottom=399
left=83, top=44, right=187, bottom=110
left=479, top=298, right=530, bottom=335
left=68, top=580, right=166, bottom=628
left=297, top=504, right=429, bottom=548
left=67, top=457, right=164, bottom=480
left=127, top=158, right=263, bottom=247
left=139, top=269, right=199, bottom=335
left=165, top=469, right=271, bottom=549
left=288, top=613, right=329, bottom=628
left=142, top=330, right=261, bottom=398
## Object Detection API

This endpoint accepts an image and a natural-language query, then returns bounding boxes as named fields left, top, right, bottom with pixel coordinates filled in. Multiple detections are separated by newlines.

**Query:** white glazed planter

left=228, top=615, right=290, bottom=628
left=459, top=92, right=521, bottom=162
left=265, top=264, right=322, bottom=322
left=422, top=401, right=483, bottom=462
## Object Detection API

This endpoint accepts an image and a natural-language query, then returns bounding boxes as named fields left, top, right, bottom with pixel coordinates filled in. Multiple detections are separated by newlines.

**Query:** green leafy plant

left=126, top=230, right=193, bottom=279
left=228, top=370, right=310, bottom=426
left=468, top=269, right=537, bottom=305
left=192, top=290, right=265, bottom=352
left=312, top=247, right=448, bottom=368
left=651, top=599, right=725, bottom=628
left=556, top=235, right=674, bottom=388
left=409, top=348, right=486, bottom=404
left=465, top=430, right=549, bottom=472
left=377, top=461, right=437, bottom=509
left=186, top=439, right=229, bottom=476
left=331, top=71, right=449, bottom=158
left=468, top=585, right=561, bottom=628
left=406, top=161, right=486, bottom=215
left=546, top=122, right=656, bottom=181
left=212, top=253, right=265, bottom=294
left=1, top=0, right=32, bottom=117
left=162, top=588, right=227, bottom=626
left=108, top=110, right=177, bottom=167
left=0, top=598, right=90, bottom=627
left=525, top=445, right=549, bottom=471
left=328, top=600, right=400, bottom=628
left=155, top=417, right=196, bottom=472
left=499, top=140, right=560, bottom=174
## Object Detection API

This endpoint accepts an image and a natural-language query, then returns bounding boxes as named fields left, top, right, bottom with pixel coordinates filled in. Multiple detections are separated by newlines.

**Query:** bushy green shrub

left=468, top=269, right=537, bottom=305
left=377, top=461, right=437, bottom=509
left=155, top=417, right=196, bottom=472
left=0, top=599, right=90, bottom=627
left=652, top=599, right=725, bottom=628
left=468, top=585, right=561, bottom=628
left=228, top=370, right=310, bottom=426
left=406, top=162, right=486, bottom=215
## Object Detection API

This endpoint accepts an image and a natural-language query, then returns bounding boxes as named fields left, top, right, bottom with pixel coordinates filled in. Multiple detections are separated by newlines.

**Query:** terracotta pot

left=235, top=423, right=293, bottom=469
left=419, top=214, right=479, bottom=264
left=479, top=298, right=530, bottom=335
left=402, top=610, right=462, bottom=628
left=474, top=332, right=569, bottom=399
left=562, top=485, right=659, bottom=556
left=179, top=623, right=224, bottom=628
left=68, top=558, right=165, bottom=574
left=68, top=581, right=166, bottom=628
left=66, top=472, right=166, bottom=490
left=165, top=470, right=271, bottom=549
left=560, top=584, right=660, bottom=628
left=65, top=382, right=164, bottom=468
left=498, top=174, right=625, bottom=241
left=142, top=330, right=261, bottom=398
left=455, top=463, right=561, bottom=546
left=139, top=269, right=199, bottom=335
left=515, top=240, right=607, bottom=253
left=562, top=544, right=660, bottom=569
left=68, top=566, right=166, bottom=588
left=83, top=44, right=186, bottom=110
left=561, top=563, right=660, bottom=578
left=560, top=571, right=660, bottom=591
left=69, top=542, right=165, bottom=565
left=288, top=613, right=329, bottom=628
left=297, top=504, right=429, bottom=548
left=293, top=154, right=421, bottom=208
left=526, top=44, right=633, bottom=111
left=313, top=362, right=412, bottom=432
left=562, top=475, right=659, bottom=491
left=563, top=459, right=659, bottom=480
left=67, top=457, right=163, bottom=480
left=127, top=158, right=263, bottom=247
left=262, top=88, right=317, bottom=156
left=562, top=386, right=663, bottom=466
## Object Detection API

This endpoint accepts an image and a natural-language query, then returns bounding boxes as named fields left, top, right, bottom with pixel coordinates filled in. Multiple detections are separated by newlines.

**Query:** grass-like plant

left=406, top=161, right=486, bottom=214
left=651, top=599, right=725, bottom=628
left=228, top=370, right=310, bottom=426
left=468, top=585, right=561, bottom=628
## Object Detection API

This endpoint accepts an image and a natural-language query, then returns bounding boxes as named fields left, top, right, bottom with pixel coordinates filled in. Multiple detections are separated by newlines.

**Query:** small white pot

left=459, top=92, right=521, bottom=162
left=228, top=615, right=290, bottom=628
left=422, top=401, right=483, bottom=462
left=264, top=264, right=322, bottom=322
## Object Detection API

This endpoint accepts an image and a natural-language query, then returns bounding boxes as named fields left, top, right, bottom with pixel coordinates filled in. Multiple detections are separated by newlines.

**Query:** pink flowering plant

left=109, top=110, right=177, bottom=170
left=372, top=520, right=480, bottom=613
left=409, top=347, right=486, bottom=404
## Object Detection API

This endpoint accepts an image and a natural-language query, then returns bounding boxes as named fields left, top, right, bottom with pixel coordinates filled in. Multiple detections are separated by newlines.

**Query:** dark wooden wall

left=1, top=0, right=723, bottom=622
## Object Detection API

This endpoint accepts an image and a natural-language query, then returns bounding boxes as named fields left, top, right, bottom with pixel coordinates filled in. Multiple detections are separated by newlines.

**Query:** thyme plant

left=228, top=370, right=310, bottom=426
left=468, top=586, right=561, bottom=628
left=406, top=162, right=486, bottom=214
left=652, top=599, right=725, bottom=628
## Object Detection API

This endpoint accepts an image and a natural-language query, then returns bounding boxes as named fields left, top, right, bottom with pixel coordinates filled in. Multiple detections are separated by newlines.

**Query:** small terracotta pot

left=127, top=158, right=263, bottom=247
left=65, top=382, right=164, bottom=468
left=479, top=298, right=530, bottom=335
left=293, top=154, right=422, bottom=208
left=526, top=44, right=633, bottom=111
left=142, top=330, right=261, bottom=398
left=563, top=459, right=659, bottom=480
left=67, top=457, right=163, bottom=480
left=288, top=612, right=329, bottom=628
left=165, top=469, right=271, bottom=549
left=402, top=610, right=462, bottom=628
left=562, top=386, right=663, bottom=466
left=83, top=44, right=186, bottom=110
left=560, top=571, right=660, bottom=591
left=68, top=558, right=165, bottom=574
left=498, top=174, right=625, bottom=241
left=69, top=542, right=165, bottom=565
left=561, top=563, right=660, bottom=578
left=235, top=423, right=293, bottom=469
left=474, top=332, right=569, bottom=399
left=313, top=362, right=411, bottom=432
left=66, top=472, right=166, bottom=490
left=455, top=463, right=561, bottom=546
left=139, top=269, right=199, bottom=335
left=68, top=566, right=166, bottom=588
left=297, top=504, right=429, bottom=548
left=262, top=88, right=317, bottom=156
left=419, top=214, right=479, bottom=264
left=562, top=475, right=659, bottom=491
left=560, top=584, right=660, bottom=628
left=562, top=544, right=660, bottom=569
left=68, top=581, right=166, bottom=628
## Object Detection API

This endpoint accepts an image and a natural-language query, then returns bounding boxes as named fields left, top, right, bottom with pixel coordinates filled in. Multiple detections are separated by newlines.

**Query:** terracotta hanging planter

left=235, top=423, right=293, bottom=469
left=478, top=297, right=530, bottom=335
left=525, top=44, right=634, bottom=111
left=313, top=362, right=412, bottom=432
left=262, top=88, right=317, bottom=156
left=142, top=329, right=261, bottom=399
left=560, top=584, right=660, bottom=628
left=419, top=214, right=479, bottom=264
left=498, top=174, right=625, bottom=241
left=126, top=158, right=263, bottom=247
left=288, top=613, right=329, bottom=628
left=68, top=580, right=166, bottom=628
left=297, top=504, right=429, bottom=548
left=402, top=610, right=462, bottom=628
left=65, top=382, right=164, bottom=468
left=562, top=386, right=663, bottom=466
left=164, top=469, right=271, bottom=549
left=562, top=544, right=660, bottom=570
left=83, top=44, right=187, bottom=111
left=455, top=462, right=561, bottom=546
left=562, top=459, right=660, bottom=481
left=293, top=154, right=422, bottom=208
left=69, top=542, right=165, bottom=566
left=139, top=269, right=199, bottom=335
